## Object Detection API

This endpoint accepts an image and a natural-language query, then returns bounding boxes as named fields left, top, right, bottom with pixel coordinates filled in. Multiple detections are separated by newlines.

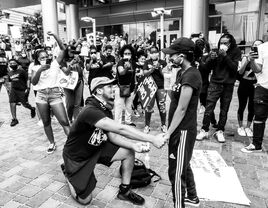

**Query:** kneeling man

left=62, top=77, right=168, bottom=205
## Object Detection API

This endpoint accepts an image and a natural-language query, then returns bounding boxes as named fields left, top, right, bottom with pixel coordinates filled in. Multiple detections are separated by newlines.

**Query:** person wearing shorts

left=62, top=76, right=168, bottom=205
left=8, top=59, right=36, bottom=126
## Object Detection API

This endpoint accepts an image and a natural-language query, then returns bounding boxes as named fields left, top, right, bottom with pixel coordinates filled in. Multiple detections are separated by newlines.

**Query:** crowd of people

left=0, top=29, right=267, bottom=208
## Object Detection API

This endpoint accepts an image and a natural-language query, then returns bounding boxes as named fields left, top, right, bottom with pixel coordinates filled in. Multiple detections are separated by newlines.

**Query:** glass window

left=222, top=15, right=234, bottom=34
left=209, top=1, right=235, bottom=15
left=235, top=0, right=260, bottom=13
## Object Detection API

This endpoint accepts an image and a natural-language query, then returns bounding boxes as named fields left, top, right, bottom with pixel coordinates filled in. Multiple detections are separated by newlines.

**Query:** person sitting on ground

left=8, top=59, right=36, bottom=126
left=61, top=76, right=168, bottom=205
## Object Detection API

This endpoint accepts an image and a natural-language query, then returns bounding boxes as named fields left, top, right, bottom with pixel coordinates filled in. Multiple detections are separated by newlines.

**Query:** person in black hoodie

left=196, top=33, right=241, bottom=143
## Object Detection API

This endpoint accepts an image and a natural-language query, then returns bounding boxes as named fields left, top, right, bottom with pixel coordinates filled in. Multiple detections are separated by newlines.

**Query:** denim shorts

left=36, top=87, right=63, bottom=105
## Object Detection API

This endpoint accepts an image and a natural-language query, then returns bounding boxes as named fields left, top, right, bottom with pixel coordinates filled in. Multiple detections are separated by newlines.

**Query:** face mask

left=10, top=65, right=18, bottom=70
left=40, top=60, right=46, bottom=65
left=220, top=44, right=228, bottom=52
left=123, top=55, right=131, bottom=60
left=150, top=53, right=159, bottom=60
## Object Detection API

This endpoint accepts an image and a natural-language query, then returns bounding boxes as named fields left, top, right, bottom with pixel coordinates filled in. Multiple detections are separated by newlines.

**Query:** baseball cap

left=162, top=37, right=195, bottom=55
left=90, top=77, right=117, bottom=92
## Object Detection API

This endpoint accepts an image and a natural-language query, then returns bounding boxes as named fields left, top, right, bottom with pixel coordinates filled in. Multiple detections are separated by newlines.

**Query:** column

left=41, top=0, right=58, bottom=40
left=183, top=0, right=208, bottom=38
left=65, top=4, right=79, bottom=42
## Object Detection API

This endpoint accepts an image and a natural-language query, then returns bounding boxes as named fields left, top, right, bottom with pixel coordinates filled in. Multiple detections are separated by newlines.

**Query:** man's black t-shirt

left=63, top=97, right=113, bottom=162
left=168, top=67, right=202, bottom=132
left=8, top=68, right=28, bottom=91
left=100, top=54, right=115, bottom=79
left=143, top=59, right=167, bottom=89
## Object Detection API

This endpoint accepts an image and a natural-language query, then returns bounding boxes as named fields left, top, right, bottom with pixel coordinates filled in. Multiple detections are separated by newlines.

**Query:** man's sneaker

left=213, top=130, right=225, bottom=143
left=10, top=119, right=19, bottom=127
left=117, top=189, right=145, bottom=205
left=196, top=129, right=209, bottom=141
left=241, top=143, right=262, bottom=153
left=244, top=127, right=253, bottom=137
left=185, top=196, right=200, bottom=207
left=144, top=126, right=150, bottom=134
left=47, top=143, right=57, bottom=154
left=133, top=110, right=140, bottom=118
left=161, top=125, right=167, bottom=133
left=31, top=107, right=36, bottom=118
left=237, top=127, right=246, bottom=136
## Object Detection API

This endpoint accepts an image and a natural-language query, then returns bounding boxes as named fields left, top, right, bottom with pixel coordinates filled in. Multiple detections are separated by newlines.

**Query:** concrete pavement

left=0, top=85, right=268, bottom=208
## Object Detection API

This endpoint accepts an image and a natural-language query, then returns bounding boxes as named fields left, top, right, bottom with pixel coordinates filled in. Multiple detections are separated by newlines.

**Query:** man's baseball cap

left=90, top=77, right=117, bottom=92
left=162, top=37, right=195, bottom=55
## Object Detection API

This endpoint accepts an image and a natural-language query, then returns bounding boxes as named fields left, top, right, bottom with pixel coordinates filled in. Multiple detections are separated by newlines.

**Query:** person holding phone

left=241, top=39, right=267, bottom=153
left=31, top=32, right=70, bottom=154
left=236, top=40, right=263, bottom=137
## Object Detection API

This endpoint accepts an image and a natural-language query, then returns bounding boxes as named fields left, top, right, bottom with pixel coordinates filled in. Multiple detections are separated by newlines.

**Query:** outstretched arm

left=47, top=31, right=66, bottom=65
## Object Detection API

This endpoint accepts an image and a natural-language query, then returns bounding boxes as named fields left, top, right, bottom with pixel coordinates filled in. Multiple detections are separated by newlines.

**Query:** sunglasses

left=90, top=52, right=97, bottom=54
left=124, top=53, right=131, bottom=55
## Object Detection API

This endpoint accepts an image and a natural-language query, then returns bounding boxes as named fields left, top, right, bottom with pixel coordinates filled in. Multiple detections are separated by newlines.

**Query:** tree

left=21, top=11, right=43, bottom=41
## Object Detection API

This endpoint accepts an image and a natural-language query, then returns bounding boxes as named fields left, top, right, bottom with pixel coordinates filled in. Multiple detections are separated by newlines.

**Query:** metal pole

left=93, top=19, right=96, bottom=46
left=160, top=12, right=164, bottom=59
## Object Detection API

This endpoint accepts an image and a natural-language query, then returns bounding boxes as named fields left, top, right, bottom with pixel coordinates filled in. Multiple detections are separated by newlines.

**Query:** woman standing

left=162, top=37, right=202, bottom=208
left=31, top=32, right=70, bottom=154
left=143, top=46, right=167, bottom=133
left=114, top=45, right=136, bottom=126
left=237, top=39, right=263, bottom=137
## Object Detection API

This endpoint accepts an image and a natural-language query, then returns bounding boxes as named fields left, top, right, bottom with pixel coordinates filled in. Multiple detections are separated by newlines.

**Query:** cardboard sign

left=136, top=76, right=158, bottom=108
left=10, top=26, right=21, bottom=39
left=0, top=23, right=8, bottom=35
left=59, top=71, right=79, bottom=90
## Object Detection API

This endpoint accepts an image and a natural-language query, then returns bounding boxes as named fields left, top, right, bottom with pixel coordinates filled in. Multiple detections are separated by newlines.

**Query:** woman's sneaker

left=244, top=127, right=253, bottom=137
left=196, top=129, right=209, bottom=141
left=47, top=143, right=57, bottom=154
left=241, top=143, right=262, bottom=153
left=184, top=196, right=200, bottom=207
left=117, top=189, right=145, bottom=205
left=10, top=119, right=19, bottom=127
left=133, top=110, right=140, bottom=117
left=213, top=130, right=225, bottom=143
left=237, top=127, right=246, bottom=136
left=144, top=126, right=150, bottom=134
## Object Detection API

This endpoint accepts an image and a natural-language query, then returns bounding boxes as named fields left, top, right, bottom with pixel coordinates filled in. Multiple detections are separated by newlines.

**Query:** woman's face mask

left=219, top=44, right=229, bottom=52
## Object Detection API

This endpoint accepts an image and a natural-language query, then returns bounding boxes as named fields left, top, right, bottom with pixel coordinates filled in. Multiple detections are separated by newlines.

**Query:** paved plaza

left=0, top=85, right=268, bottom=208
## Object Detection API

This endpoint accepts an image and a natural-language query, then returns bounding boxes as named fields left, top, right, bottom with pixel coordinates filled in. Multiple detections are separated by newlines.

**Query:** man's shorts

left=62, top=141, right=120, bottom=199
left=9, top=88, right=27, bottom=103
left=36, top=87, right=63, bottom=105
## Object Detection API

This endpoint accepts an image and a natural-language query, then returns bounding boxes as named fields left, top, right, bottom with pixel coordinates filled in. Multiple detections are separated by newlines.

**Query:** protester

left=241, top=39, right=268, bottom=153
left=114, top=44, right=136, bottom=126
left=17, top=50, right=31, bottom=71
left=31, top=32, right=70, bottom=154
left=8, top=59, right=36, bottom=126
left=237, top=40, right=263, bottom=137
left=143, top=46, right=167, bottom=133
left=196, top=33, right=241, bottom=143
left=100, top=44, right=116, bottom=79
left=61, top=76, right=168, bottom=205
left=0, top=54, right=10, bottom=94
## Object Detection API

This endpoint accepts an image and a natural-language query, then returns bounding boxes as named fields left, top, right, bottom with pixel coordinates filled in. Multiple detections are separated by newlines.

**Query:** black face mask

left=10, top=65, right=18, bottom=70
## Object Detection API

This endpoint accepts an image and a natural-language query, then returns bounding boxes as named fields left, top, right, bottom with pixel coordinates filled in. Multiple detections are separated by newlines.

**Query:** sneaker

left=133, top=110, right=140, bottom=118
left=117, top=189, right=145, bottom=205
left=199, top=105, right=205, bottom=114
left=241, top=143, right=262, bottom=153
left=213, top=130, right=225, bottom=143
left=10, top=119, right=19, bottom=127
left=144, top=126, right=150, bottom=134
left=31, top=107, right=36, bottom=118
left=161, top=125, right=167, bottom=133
left=244, top=127, right=253, bottom=137
left=185, top=196, right=200, bottom=207
left=196, top=129, right=209, bottom=141
left=237, top=127, right=246, bottom=136
left=47, top=143, right=57, bottom=154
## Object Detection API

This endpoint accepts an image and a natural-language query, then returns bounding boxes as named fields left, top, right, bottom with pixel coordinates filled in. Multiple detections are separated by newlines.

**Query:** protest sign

left=59, top=71, right=79, bottom=90
left=10, top=26, right=21, bottom=39
left=0, top=23, right=8, bottom=35
left=136, top=76, right=158, bottom=108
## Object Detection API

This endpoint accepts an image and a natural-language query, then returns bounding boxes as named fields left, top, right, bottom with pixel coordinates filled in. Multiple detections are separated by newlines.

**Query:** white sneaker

left=214, top=130, right=225, bottom=143
left=196, top=129, right=209, bottom=141
left=144, top=126, right=150, bottom=134
left=199, top=105, right=205, bottom=114
left=237, top=127, right=246, bottom=136
left=244, top=127, right=253, bottom=137
left=241, top=143, right=262, bottom=153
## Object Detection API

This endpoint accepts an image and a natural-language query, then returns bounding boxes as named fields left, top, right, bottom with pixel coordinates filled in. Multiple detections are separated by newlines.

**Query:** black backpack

left=120, top=158, right=161, bottom=189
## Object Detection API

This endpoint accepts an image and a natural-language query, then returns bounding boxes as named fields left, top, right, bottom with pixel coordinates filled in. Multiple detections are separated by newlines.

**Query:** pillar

left=41, top=0, right=58, bottom=41
left=183, top=0, right=209, bottom=38
left=65, top=4, right=79, bottom=42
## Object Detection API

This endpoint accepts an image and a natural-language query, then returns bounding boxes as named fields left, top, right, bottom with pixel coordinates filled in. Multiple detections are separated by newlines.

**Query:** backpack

left=120, top=158, right=161, bottom=189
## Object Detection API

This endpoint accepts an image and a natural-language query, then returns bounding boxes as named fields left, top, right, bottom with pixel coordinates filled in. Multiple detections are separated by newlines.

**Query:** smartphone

left=46, top=58, right=52, bottom=65
left=251, top=46, right=258, bottom=54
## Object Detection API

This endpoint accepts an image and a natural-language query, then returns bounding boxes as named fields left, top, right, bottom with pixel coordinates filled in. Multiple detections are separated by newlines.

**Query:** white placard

left=0, top=23, right=8, bottom=35
left=10, top=26, right=21, bottom=39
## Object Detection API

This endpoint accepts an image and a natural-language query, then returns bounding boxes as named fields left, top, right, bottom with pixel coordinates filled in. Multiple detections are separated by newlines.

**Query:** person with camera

left=196, top=33, right=241, bottom=143
left=100, top=44, right=116, bottom=79
left=241, top=39, right=268, bottom=153
left=114, top=45, right=136, bottom=126
left=31, top=32, right=70, bottom=154
left=143, top=46, right=167, bottom=133
left=236, top=40, right=263, bottom=137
